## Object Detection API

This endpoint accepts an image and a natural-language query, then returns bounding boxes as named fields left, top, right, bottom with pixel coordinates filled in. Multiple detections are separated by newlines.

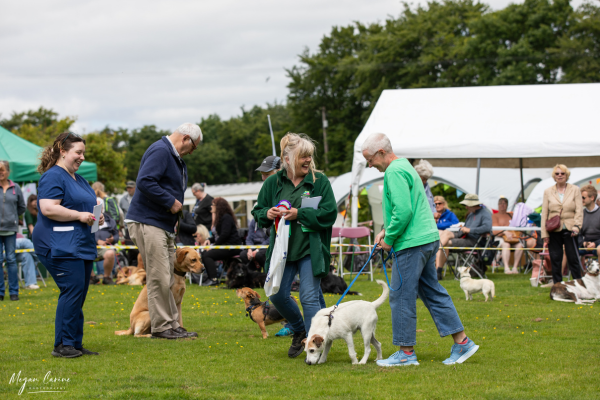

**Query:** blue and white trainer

left=442, top=338, right=479, bottom=365
left=275, top=327, right=293, bottom=337
left=376, top=351, right=419, bottom=367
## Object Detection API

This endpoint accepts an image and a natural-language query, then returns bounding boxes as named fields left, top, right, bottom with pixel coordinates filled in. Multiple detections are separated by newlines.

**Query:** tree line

left=1, top=0, right=598, bottom=194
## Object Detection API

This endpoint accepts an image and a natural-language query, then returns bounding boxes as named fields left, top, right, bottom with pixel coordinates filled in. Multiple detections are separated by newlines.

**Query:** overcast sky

left=0, top=0, right=585, bottom=134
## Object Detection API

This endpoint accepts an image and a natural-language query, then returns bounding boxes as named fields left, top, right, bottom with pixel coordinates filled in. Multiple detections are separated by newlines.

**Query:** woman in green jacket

left=252, top=133, right=337, bottom=358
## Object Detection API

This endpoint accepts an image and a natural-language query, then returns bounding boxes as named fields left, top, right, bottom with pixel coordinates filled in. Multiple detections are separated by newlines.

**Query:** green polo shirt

left=280, top=173, right=312, bottom=262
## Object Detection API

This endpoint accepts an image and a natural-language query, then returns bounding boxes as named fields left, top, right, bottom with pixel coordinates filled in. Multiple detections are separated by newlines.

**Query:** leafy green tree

left=118, top=125, right=170, bottom=182
left=0, top=106, right=76, bottom=147
left=84, top=132, right=127, bottom=193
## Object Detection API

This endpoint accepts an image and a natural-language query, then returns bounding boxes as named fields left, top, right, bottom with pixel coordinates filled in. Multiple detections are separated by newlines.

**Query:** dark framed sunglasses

left=555, top=172, right=565, bottom=176
left=60, top=131, right=82, bottom=148
left=434, top=202, right=444, bottom=205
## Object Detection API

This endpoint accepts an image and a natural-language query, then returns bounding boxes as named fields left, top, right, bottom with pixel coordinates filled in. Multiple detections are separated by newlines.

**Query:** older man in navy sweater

left=126, top=123, right=202, bottom=339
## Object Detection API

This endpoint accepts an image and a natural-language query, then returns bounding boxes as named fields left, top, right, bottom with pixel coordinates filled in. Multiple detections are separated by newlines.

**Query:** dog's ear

left=313, top=335, right=324, bottom=348
left=301, top=338, right=307, bottom=346
left=176, top=249, right=188, bottom=265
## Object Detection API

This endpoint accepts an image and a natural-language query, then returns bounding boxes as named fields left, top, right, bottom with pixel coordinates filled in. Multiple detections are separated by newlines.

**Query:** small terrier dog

left=458, top=266, right=495, bottom=301
left=550, top=259, right=600, bottom=304
left=303, top=280, right=388, bottom=365
left=236, top=287, right=297, bottom=339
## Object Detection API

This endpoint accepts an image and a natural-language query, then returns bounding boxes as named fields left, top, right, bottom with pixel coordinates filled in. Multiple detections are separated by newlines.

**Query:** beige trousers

left=127, top=222, right=180, bottom=333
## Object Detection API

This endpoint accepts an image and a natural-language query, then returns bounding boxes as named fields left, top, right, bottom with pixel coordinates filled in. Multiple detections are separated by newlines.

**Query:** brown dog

left=115, top=248, right=203, bottom=337
left=236, top=287, right=298, bottom=339
left=116, top=254, right=147, bottom=285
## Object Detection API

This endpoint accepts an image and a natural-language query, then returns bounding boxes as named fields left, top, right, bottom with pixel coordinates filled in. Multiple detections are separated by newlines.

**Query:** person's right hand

left=267, top=207, right=282, bottom=220
left=587, top=242, right=596, bottom=249
left=375, top=229, right=385, bottom=246
left=79, top=212, right=95, bottom=226
left=248, top=250, right=255, bottom=260
left=170, top=199, right=182, bottom=214
left=543, top=237, right=550, bottom=245
left=202, top=240, right=211, bottom=246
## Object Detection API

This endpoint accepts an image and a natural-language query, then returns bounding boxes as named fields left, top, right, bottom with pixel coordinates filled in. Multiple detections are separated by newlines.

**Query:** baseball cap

left=126, top=181, right=136, bottom=188
left=256, top=156, right=281, bottom=172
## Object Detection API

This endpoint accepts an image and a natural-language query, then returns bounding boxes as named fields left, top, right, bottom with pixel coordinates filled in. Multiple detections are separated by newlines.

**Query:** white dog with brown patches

left=458, top=266, right=495, bottom=302
left=550, top=259, right=600, bottom=305
left=303, top=280, right=388, bottom=365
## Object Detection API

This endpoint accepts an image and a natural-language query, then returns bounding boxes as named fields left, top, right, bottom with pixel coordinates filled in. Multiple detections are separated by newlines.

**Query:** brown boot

left=102, top=276, right=115, bottom=285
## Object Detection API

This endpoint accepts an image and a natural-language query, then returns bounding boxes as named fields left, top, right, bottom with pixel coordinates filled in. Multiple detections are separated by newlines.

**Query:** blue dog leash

left=328, top=245, right=403, bottom=326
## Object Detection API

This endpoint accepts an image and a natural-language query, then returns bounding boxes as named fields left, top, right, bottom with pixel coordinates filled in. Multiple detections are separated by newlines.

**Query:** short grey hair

left=174, top=123, right=202, bottom=142
left=360, top=133, right=393, bottom=155
left=414, top=159, right=434, bottom=180
left=191, top=182, right=204, bottom=192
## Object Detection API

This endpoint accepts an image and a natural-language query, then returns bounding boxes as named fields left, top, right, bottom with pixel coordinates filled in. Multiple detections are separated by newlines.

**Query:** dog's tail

left=114, top=328, right=133, bottom=336
left=372, top=280, right=389, bottom=309
left=491, top=282, right=495, bottom=299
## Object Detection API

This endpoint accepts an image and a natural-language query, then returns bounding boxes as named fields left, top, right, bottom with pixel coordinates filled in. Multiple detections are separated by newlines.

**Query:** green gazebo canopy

left=0, top=126, right=97, bottom=182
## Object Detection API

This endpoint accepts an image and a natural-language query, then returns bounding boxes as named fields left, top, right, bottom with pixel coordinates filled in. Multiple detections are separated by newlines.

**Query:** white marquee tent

left=350, top=83, right=600, bottom=226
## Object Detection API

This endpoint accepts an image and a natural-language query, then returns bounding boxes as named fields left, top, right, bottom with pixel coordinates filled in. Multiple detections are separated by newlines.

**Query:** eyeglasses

left=434, top=202, right=444, bottom=206
left=60, top=131, right=82, bottom=148
left=555, top=172, right=565, bottom=176
left=187, top=136, right=198, bottom=152
left=365, top=151, right=380, bottom=166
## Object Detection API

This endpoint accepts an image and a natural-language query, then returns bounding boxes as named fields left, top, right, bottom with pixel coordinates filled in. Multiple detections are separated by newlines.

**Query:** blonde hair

left=280, top=133, right=318, bottom=181
left=434, top=195, right=449, bottom=210
left=552, top=164, right=570, bottom=182
left=91, top=181, right=107, bottom=198
left=195, top=224, right=210, bottom=242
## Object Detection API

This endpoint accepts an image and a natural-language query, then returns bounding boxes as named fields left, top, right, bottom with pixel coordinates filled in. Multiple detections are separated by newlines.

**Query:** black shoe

left=51, top=344, right=83, bottom=358
left=437, top=269, right=443, bottom=281
left=202, top=278, right=218, bottom=286
left=102, top=277, right=115, bottom=285
left=10, top=294, right=19, bottom=301
left=0, top=295, right=3, bottom=301
left=90, top=275, right=100, bottom=285
left=76, top=347, right=99, bottom=355
left=151, top=328, right=187, bottom=339
left=288, top=330, right=306, bottom=358
left=173, top=326, right=198, bottom=338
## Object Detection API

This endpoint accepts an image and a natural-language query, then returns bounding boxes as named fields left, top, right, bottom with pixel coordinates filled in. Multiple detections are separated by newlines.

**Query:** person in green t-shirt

left=252, top=133, right=337, bottom=359
left=361, top=133, right=479, bottom=367
left=24, top=194, right=38, bottom=239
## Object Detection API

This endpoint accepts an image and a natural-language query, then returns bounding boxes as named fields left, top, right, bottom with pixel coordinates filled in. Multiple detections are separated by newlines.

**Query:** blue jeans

left=0, top=234, right=18, bottom=295
left=16, top=238, right=38, bottom=287
left=38, top=254, right=93, bottom=348
left=269, top=255, right=326, bottom=334
left=390, top=240, right=464, bottom=346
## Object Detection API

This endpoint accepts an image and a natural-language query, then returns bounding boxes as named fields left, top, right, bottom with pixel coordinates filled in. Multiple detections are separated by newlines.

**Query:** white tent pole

left=519, top=158, right=525, bottom=202
left=267, top=115, right=276, bottom=156
left=475, top=158, right=481, bottom=195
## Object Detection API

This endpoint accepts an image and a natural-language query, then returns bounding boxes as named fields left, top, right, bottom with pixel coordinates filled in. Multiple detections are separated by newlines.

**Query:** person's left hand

left=282, top=207, right=298, bottom=221
left=587, top=242, right=595, bottom=249
left=461, top=227, right=471, bottom=234
left=202, top=240, right=211, bottom=246
left=98, top=214, right=105, bottom=225
left=434, top=212, right=441, bottom=219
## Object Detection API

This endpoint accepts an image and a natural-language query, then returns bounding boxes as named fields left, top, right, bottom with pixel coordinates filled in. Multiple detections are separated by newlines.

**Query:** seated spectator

left=414, top=159, right=436, bottom=216
left=434, top=196, right=459, bottom=230
left=193, top=224, right=210, bottom=245
left=499, top=201, right=536, bottom=274
left=240, top=218, right=269, bottom=272
left=200, top=197, right=242, bottom=286
left=24, top=194, right=38, bottom=240
left=92, top=212, right=119, bottom=285
left=436, top=194, right=492, bottom=280
left=16, top=236, right=40, bottom=290
left=580, top=185, right=600, bottom=257
left=176, top=209, right=197, bottom=246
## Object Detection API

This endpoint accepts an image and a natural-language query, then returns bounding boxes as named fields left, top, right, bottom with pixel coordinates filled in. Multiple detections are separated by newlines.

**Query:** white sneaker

left=26, top=284, right=39, bottom=290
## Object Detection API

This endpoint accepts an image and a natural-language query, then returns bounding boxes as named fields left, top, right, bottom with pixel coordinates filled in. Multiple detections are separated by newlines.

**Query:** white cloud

left=0, top=0, right=585, bottom=132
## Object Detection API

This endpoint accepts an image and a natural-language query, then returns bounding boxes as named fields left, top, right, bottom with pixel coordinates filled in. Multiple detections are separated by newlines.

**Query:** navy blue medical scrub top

left=32, top=165, right=98, bottom=260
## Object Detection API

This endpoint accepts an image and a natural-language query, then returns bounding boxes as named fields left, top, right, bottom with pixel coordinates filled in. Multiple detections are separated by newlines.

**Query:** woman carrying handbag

left=541, top=164, right=583, bottom=285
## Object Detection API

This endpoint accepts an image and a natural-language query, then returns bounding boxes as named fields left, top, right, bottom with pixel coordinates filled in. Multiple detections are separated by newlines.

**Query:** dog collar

left=174, top=269, right=187, bottom=277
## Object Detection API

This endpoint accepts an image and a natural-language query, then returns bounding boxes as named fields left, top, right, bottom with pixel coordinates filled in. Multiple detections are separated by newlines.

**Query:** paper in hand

left=91, top=204, right=102, bottom=233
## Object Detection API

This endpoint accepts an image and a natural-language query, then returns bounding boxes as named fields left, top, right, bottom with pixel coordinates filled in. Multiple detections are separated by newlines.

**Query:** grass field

left=2, top=272, right=600, bottom=399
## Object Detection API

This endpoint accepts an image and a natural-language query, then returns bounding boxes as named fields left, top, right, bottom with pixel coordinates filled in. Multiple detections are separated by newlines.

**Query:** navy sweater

left=126, top=137, right=188, bottom=233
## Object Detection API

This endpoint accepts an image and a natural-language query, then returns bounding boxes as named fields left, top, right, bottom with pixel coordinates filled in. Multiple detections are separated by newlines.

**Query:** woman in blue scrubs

left=33, top=132, right=104, bottom=358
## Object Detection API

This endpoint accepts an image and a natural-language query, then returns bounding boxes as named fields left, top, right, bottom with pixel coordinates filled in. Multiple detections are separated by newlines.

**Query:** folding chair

left=18, top=262, right=47, bottom=288
left=337, top=227, right=373, bottom=281
left=444, top=233, right=491, bottom=279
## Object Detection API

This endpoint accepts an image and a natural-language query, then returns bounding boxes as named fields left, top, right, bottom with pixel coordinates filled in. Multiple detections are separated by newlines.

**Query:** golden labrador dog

left=115, top=248, right=203, bottom=337
left=116, top=254, right=147, bottom=285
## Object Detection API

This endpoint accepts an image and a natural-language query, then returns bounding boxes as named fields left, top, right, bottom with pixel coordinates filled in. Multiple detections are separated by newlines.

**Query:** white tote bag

left=264, top=218, right=289, bottom=297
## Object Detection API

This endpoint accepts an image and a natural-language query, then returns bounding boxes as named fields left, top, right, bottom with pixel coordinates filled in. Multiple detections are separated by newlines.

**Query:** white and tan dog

left=303, top=280, right=388, bottom=365
left=458, top=266, right=495, bottom=301
left=550, top=259, right=600, bottom=305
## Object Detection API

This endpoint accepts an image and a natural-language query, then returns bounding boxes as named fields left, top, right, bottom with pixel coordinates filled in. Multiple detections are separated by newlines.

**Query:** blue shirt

left=437, top=209, right=460, bottom=230
left=33, top=166, right=97, bottom=260
left=126, top=137, right=188, bottom=233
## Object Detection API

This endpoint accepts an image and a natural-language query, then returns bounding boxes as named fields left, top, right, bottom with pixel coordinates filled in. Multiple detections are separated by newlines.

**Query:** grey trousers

left=127, top=222, right=180, bottom=333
